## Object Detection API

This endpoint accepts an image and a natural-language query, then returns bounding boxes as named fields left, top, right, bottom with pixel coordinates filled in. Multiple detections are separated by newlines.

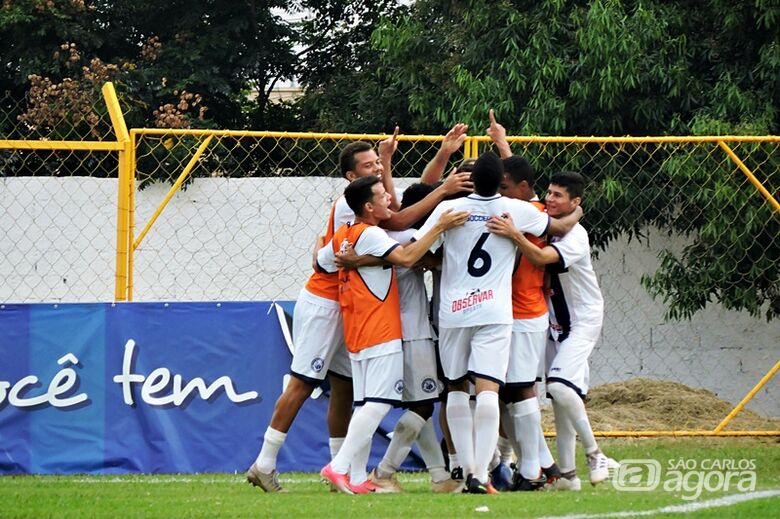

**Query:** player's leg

left=322, top=346, right=402, bottom=493
left=372, top=339, right=440, bottom=492
left=547, top=328, right=609, bottom=485
left=439, top=327, right=475, bottom=485
left=467, top=324, right=512, bottom=494
left=248, top=292, right=342, bottom=492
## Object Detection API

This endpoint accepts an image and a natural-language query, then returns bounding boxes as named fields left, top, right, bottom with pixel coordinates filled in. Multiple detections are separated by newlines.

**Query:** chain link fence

left=1, top=84, right=778, bottom=428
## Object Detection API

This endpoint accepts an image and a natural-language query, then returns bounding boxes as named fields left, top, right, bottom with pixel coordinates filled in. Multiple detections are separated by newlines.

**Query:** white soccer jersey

left=331, top=195, right=354, bottom=230
left=413, top=194, right=550, bottom=328
left=387, top=228, right=433, bottom=341
left=546, top=223, right=604, bottom=338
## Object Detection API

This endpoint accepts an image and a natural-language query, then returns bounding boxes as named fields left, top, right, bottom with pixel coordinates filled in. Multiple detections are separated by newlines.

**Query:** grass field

left=2, top=438, right=778, bottom=518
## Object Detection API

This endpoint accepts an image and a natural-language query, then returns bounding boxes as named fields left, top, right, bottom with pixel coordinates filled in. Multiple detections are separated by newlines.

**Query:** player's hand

left=486, top=213, right=518, bottom=239
left=413, top=253, right=440, bottom=272
left=486, top=109, right=507, bottom=143
left=436, top=208, right=470, bottom=231
left=440, top=123, right=468, bottom=156
left=335, top=244, right=360, bottom=270
left=441, top=168, right=474, bottom=195
left=378, top=126, right=400, bottom=160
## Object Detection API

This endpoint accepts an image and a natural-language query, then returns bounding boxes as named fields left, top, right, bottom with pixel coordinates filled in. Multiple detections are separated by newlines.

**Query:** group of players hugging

left=247, top=111, right=618, bottom=495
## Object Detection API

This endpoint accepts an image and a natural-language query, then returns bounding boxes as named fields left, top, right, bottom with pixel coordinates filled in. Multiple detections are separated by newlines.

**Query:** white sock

left=449, top=453, right=460, bottom=471
left=415, top=418, right=449, bottom=483
left=550, top=393, right=577, bottom=473
left=538, top=427, right=555, bottom=469
left=473, top=391, right=500, bottom=483
left=329, top=437, right=345, bottom=459
left=509, top=398, right=541, bottom=479
left=377, top=411, right=426, bottom=477
left=497, top=436, right=514, bottom=465
left=500, top=403, right=523, bottom=466
left=331, top=402, right=391, bottom=474
left=446, top=391, right=474, bottom=476
left=349, top=436, right=372, bottom=485
left=547, top=382, right=598, bottom=454
left=255, top=427, right=286, bottom=473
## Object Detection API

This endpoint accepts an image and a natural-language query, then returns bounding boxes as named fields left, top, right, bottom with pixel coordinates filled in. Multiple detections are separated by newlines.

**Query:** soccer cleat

left=542, top=463, right=562, bottom=487
left=547, top=473, right=581, bottom=491
left=246, top=464, right=288, bottom=493
left=367, top=469, right=403, bottom=493
left=349, top=479, right=379, bottom=494
left=606, top=456, right=621, bottom=473
left=587, top=451, right=610, bottom=485
left=320, top=463, right=353, bottom=494
left=450, top=466, right=464, bottom=482
left=430, top=477, right=465, bottom=493
left=465, top=474, right=500, bottom=495
left=489, top=462, right=514, bottom=491
left=513, top=470, right=546, bottom=491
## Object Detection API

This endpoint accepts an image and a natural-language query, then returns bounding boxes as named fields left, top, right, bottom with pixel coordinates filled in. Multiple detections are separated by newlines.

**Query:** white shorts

left=546, top=324, right=601, bottom=397
left=506, top=317, right=548, bottom=387
left=439, top=324, right=512, bottom=385
left=402, top=339, right=442, bottom=404
left=351, top=342, right=404, bottom=405
left=289, top=288, right=351, bottom=384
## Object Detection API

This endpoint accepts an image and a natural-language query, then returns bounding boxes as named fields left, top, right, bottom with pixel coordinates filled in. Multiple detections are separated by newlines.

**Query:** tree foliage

left=365, top=0, right=779, bottom=321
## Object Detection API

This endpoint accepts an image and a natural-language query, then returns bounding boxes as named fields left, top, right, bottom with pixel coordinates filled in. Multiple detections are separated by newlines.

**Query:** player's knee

left=546, top=381, right=570, bottom=402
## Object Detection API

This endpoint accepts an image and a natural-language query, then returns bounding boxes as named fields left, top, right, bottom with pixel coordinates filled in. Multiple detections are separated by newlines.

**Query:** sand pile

left=540, top=378, right=780, bottom=432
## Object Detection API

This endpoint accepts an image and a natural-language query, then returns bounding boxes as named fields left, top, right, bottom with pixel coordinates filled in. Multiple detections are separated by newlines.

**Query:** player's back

left=434, top=194, right=548, bottom=328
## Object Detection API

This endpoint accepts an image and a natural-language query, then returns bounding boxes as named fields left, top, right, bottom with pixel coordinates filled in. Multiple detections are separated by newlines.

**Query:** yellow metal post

left=713, top=360, right=780, bottom=433
left=718, top=141, right=780, bottom=212
left=133, top=135, right=214, bottom=251
left=102, top=82, right=131, bottom=301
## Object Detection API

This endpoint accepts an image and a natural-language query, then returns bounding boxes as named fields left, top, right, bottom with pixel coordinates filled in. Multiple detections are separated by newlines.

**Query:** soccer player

left=246, top=134, right=471, bottom=492
left=486, top=170, right=614, bottom=490
left=413, top=152, right=581, bottom=494
left=339, top=182, right=463, bottom=494
left=487, top=109, right=562, bottom=490
left=317, top=175, right=469, bottom=494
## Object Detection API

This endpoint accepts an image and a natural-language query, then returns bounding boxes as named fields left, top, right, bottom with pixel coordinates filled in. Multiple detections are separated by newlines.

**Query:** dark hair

left=400, top=182, right=436, bottom=229
left=344, top=175, right=381, bottom=215
left=503, top=156, right=535, bottom=187
left=549, top=171, right=585, bottom=199
left=456, top=158, right=477, bottom=173
left=471, top=151, right=503, bottom=196
left=339, top=141, right=374, bottom=178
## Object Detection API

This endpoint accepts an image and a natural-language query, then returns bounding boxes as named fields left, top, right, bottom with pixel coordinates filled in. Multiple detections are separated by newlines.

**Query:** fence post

left=102, top=82, right=132, bottom=301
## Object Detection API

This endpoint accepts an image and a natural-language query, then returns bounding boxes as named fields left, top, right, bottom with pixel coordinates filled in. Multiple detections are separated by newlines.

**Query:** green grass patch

left=1, top=438, right=778, bottom=518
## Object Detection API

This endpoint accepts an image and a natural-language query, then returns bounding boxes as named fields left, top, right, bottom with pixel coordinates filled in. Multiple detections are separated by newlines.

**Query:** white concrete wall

left=1, top=176, right=778, bottom=416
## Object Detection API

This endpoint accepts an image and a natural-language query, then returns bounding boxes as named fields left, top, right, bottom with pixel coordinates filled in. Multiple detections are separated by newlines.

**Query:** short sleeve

left=357, top=226, right=401, bottom=258
left=550, top=226, right=589, bottom=268
left=411, top=202, right=446, bottom=252
left=509, top=199, right=550, bottom=237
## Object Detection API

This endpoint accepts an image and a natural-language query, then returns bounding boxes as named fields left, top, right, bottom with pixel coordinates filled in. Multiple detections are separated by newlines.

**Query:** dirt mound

left=540, top=378, right=780, bottom=432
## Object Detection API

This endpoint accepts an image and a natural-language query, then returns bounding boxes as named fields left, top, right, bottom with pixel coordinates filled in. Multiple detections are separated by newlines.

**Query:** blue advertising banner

left=0, top=302, right=423, bottom=474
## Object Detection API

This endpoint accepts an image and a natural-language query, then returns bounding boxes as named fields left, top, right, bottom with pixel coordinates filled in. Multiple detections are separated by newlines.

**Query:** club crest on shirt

left=421, top=378, right=438, bottom=393
left=311, top=357, right=325, bottom=373
left=451, top=288, right=494, bottom=315
left=394, top=379, right=404, bottom=394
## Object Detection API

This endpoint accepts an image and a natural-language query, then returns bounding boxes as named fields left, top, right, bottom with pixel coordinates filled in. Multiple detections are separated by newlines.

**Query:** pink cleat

left=349, top=479, right=379, bottom=494
left=320, top=464, right=353, bottom=494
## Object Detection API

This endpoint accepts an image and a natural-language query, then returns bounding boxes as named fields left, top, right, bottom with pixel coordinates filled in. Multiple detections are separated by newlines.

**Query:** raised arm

left=378, top=126, right=401, bottom=211
left=486, top=109, right=512, bottom=159
left=420, top=123, right=468, bottom=184
left=386, top=209, right=469, bottom=267
left=381, top=169, right=473, bottom=231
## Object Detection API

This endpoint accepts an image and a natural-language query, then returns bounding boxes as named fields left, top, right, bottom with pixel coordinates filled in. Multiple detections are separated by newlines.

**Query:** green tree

left=364, top=0, right=779, bottom=320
